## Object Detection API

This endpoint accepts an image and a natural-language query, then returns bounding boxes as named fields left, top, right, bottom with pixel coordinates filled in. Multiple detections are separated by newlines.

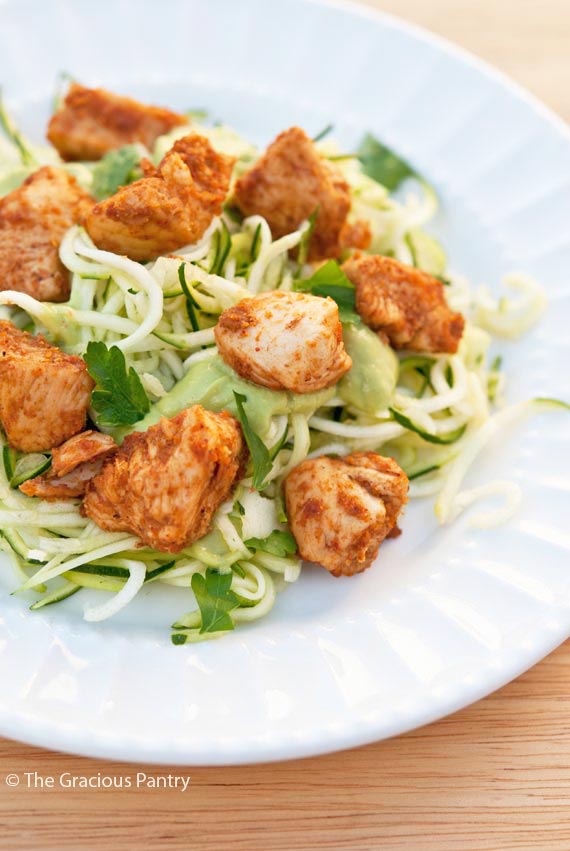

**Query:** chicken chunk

left=214, top=291, right=352, bottom=393
left=20, top=431, right=117, bottom=500
left=0, top=166, right=94, bottom=302
left=284, top=452, right=408, bottom=577
left=0, top=322, right=94, bottom=452
left=83, top=406, right=246, bottom=553
left=85, top=135, right=234, bottom=261
left=342, top=254, right=465, bottom=353
left=234, top=126, right=365, bottom=260
left=47, top=83, right=187, bottom=161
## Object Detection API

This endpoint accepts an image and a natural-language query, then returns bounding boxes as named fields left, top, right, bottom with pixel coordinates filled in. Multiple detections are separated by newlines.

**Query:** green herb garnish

left=245, top=530, right=297, bottom=557
left=295, top=260, right=360, bottom=323
left=233, top=392, right=272, bottom=490
left=84, top=341, right=150, bottom=427
left=357, top=133, right=419, bottom=192
left=191, top=568, right=239, bottom=634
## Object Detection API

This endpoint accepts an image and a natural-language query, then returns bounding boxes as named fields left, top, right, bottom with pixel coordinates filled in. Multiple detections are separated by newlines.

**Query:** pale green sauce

left=338, top=322, right=398, bottom=414
left=133, top=355, right=335, bottom=438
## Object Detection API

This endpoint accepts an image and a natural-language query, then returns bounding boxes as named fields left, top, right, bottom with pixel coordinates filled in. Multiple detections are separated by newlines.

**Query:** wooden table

left=1, top=2, right=569, bottom=849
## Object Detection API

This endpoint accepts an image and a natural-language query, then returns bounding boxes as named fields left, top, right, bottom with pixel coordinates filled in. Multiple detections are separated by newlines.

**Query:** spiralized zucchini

left=0, top=117, right=554, bottom=642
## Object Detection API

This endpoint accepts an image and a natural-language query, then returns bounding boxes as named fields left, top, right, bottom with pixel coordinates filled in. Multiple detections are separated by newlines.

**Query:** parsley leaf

left=358, top=133, right=419, bottom=192
left=295, top=260, right=360, bottom=323
left=84, top=341, right=150, bottom=427
left=191, top=569, right=239, bottom=634
left=233, top=391, right=272, bottom=490
left=91, top=145, right=141, bottom=201
left=245, top=530, right=298, bottom=557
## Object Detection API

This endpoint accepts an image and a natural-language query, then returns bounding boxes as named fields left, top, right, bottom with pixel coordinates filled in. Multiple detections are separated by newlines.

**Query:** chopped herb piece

left=191, top=568, right=239, bottom=634
left=245, top=530, right=298, bottom=557
left=358, top=133, right=419, bottom=192
left=91, top=145, right=141, bottom=201
left=295, top=260, right=360, bottom=323
left=84, top=341, right=150, bottom=427
left=270, top=423, right=289, bottom=461
left=233, top=392, right=272, bottom=490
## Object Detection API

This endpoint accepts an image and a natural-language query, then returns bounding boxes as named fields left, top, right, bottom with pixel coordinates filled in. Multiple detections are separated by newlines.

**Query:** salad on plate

left=0, top=82, right=557, bottom=643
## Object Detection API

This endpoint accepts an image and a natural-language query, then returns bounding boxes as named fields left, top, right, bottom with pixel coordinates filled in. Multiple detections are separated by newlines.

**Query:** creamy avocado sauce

left=338, top=322, right=398, bottom=414
left=133, top=355, right=335, bottom=437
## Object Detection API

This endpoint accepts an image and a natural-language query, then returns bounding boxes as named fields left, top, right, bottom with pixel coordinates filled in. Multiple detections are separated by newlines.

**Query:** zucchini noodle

left=0, top=113, right=558, bottom=641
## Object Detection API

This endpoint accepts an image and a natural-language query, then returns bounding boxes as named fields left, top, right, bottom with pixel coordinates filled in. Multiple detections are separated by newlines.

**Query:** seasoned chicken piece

left=234, top=126, right=364, bottom=260
left=83, top=406, right=246, bottom=553
left=0, top=166, right=94, bottom=302
left=47, top=83, right=187, bottom=161
left=342, top=254, right=465, bottom=353
left=284, top=452, right=408, bottom=577
left=339, top=219, right=372, bottom=252
left=214, top=291, right=352, bottom=393
left=20, top=431, right=117, bottom=500
left=0, top=322, right=94, bottom=453
left=85, top=135, right=234, bottom=261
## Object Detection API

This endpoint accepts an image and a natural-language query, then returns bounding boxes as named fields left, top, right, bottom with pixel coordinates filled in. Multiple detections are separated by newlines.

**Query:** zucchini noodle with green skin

left=0, top=108, right=560, bottom=643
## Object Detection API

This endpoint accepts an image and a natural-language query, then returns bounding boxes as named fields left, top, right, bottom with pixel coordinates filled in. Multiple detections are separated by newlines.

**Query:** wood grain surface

left=1, top=2, right=569, bottom=850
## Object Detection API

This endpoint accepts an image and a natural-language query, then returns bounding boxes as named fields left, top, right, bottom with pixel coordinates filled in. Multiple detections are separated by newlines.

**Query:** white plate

left=0, top=0, right=569, bottom=765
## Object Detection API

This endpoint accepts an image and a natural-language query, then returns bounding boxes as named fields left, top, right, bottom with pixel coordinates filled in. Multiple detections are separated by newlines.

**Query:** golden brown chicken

left=284, top=452, right=408, bottom=577
left=342, top=253, right=465, bottom=353
left=83, top=406, right=246, bottom=553
left=214, top=291, right=352, bottom=393
left=0, top=166, right=94, bottom=302
left=234, top=126, right=369, bottom=260
left=47, top=83, right=187, bottom=161
left=20, top=431, right=117, bottom=500
left=85, top=135, right=234, bottom=261
left=0, top=322, right=94, bottom=453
